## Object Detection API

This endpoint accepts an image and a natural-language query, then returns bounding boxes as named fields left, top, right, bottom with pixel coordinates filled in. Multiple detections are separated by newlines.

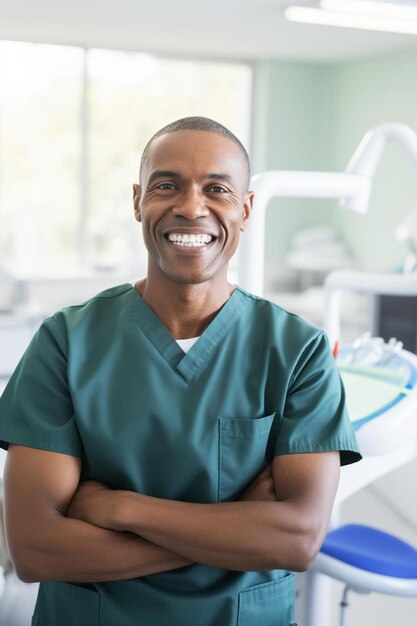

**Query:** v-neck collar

left=126, top=285, right=248, bottom=383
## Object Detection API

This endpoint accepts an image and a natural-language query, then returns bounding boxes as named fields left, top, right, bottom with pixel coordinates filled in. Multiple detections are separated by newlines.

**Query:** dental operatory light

left=285, top=0, right=417, bottom=35
left=239, top=123, right=417, bottom=297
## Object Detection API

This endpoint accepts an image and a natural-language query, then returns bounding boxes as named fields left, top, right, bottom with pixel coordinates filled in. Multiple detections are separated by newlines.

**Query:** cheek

left=140, top=214, right=157, bottom=237
left=139, top=219, right=158, bottom=253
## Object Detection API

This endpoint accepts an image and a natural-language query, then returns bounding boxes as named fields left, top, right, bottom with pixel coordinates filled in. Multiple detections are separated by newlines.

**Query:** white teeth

left=167, top=233, right=213, bottom=247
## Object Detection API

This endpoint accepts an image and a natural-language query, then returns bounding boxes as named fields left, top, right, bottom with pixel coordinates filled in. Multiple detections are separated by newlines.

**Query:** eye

left=207, top=185, right=227, bottom=193
left=156, top=182, right=176, bottom=191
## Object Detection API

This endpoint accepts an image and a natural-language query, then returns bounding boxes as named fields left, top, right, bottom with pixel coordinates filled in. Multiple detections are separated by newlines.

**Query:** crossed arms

left=3, top=444, right=339, bottom=583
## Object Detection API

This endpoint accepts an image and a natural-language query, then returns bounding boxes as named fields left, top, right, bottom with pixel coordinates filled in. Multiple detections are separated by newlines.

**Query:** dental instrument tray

left=337, top=344, right=417, bottom=456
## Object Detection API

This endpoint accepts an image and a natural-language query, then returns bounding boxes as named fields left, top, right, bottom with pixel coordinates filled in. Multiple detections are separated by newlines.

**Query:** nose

left=172, top=186, right=209, bottom=220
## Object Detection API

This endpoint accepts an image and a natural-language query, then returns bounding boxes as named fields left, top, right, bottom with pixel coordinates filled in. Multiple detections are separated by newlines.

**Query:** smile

left=166, top=233, right=214, bottom=247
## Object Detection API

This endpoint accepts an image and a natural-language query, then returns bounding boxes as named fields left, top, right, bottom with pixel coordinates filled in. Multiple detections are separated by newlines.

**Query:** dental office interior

left=1, top=0, right=417, bottom=624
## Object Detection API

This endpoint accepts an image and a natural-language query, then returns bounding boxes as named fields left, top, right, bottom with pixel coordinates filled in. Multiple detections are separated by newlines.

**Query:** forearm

left=63, top=453, right=338, bottom=575
left=116, top=494, right=314, bottom=572
left=10, top=515, right=192, bottom=583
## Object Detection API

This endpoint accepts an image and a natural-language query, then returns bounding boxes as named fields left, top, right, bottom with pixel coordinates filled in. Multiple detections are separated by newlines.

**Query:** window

left=0, top=41, right=252, bottom=275
left=0, top=41, right=83, bottom=274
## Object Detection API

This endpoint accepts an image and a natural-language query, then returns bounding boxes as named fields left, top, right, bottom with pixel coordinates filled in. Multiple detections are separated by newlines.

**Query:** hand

left=238, top=463, right=275, bottom=502
left=66, top=480, right=127, bottom=531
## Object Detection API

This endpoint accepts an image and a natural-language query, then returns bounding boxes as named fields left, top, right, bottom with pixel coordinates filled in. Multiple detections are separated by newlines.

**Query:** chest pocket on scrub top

left=218, top=413, right=279, bottom=502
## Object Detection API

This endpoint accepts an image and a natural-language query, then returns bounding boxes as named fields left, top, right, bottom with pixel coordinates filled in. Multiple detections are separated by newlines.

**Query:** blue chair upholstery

left=322, top=524, right=417, bottom=579
left=312, top=524, right=417, bottom=626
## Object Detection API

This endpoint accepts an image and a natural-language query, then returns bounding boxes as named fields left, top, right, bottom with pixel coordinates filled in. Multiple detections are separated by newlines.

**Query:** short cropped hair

left=139, top=116, right=250, bottom=187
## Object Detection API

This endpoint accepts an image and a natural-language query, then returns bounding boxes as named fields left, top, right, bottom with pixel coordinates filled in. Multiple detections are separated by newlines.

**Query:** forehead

left=144, top=130, right=247, bottom=185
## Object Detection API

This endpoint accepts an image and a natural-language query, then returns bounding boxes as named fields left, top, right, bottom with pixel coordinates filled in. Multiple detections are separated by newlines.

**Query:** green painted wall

left=253, top=60, right=340, bottom=264
left=258, top=46, right=417, bottom=271
left=333, top=47, right=417, bottom=271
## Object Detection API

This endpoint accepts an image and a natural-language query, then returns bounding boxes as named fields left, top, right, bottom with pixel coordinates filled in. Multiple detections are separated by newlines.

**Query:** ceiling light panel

left=285, top=5, right=417, bottom=34
left=321, top=0, right=417, bottom=20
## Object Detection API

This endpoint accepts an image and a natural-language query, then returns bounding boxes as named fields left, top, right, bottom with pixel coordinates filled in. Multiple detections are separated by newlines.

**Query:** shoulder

left=236, top=286, right=323, bottom=348
left=41, top=283, right=134, bottom=341
left=62, top=282, right=134, bottom=312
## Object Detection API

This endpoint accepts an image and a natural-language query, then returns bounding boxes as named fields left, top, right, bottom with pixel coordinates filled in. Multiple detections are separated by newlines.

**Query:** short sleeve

left=0, top=316, right=82, bottom=456
left=274, top=331, right=361, bottom=466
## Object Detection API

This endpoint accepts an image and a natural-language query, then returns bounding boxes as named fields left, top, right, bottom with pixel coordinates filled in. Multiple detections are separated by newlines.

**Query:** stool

left=312, top=524, right=417, bottom=626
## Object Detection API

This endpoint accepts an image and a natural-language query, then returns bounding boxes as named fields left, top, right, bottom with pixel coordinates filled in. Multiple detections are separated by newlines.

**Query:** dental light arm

left=342, top=123, right=417, bottom=208
left=346, top=123, right=417, bottom=176
left=238, top=123, right=417, bottom=297
left=239, top=171, right=370, bottom=297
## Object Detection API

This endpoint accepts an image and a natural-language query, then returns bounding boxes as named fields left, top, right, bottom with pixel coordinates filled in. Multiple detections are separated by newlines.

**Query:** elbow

left=269, top=529, right=323, bottom=573
left=14, top=566, right=39, bottom=584
left=290, top=538, right=320, bottom=572
left=292, top=531, right=323, bottom=572
left=293, top=529, right=323, bottom=572
left=7, top=530, right=49, bottom=583
left=5, top=514, right=65, bottom=583
left=9, top=547, right=42, bottom=583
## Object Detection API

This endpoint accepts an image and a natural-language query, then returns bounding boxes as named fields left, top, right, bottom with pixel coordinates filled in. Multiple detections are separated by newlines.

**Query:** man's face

left=133, top=130, right=253, bottom=286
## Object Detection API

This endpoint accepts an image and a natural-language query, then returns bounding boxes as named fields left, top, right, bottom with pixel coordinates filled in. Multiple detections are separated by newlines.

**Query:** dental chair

left=310, top=267, right=417, bottom=626
left=314, top=524, right=417, bottom=626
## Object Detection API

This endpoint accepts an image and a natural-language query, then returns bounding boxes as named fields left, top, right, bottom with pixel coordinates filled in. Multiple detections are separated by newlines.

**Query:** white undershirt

left=176, top=337, right=200, bottom=353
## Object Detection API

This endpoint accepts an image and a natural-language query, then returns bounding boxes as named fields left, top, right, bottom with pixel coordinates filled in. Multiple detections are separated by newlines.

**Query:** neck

left=134, top=268, right=235, bottom=339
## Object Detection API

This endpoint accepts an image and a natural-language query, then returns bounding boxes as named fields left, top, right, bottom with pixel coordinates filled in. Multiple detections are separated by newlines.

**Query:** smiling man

left=0, top=117, right=361, bottom=626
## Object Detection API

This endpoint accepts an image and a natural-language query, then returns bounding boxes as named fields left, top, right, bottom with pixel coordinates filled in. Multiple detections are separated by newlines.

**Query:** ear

left=133, top=184, right=142, bottom=222
left=240, top=191, right=254, bottom=231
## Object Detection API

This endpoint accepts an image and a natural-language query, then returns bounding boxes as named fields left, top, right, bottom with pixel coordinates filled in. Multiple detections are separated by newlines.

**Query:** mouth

left=164, top=232, right=216, bottom=248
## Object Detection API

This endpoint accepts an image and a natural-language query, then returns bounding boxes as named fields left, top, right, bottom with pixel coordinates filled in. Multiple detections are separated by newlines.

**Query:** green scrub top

left=0, top=284, right=361, bottom=626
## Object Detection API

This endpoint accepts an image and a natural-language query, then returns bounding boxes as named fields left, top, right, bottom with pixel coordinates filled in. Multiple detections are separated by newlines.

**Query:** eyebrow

left=206, top=173, right=235, bottom=186
left=147, top=170, right=181, bottom=185
left=147, top=170, right=236, bottom=186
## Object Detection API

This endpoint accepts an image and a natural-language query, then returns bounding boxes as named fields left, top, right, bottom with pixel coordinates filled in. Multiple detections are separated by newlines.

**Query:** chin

left=163, top=268, right=219, bottom=285
left=170, top=274, right=211, bottom=285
